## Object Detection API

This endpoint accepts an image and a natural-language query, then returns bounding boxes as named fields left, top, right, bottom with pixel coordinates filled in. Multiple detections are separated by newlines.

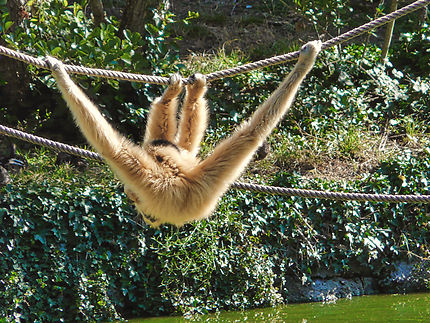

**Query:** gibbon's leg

left=195, top=41, right=322, bottom=196
left=176, top=74, right=208, bottom=155
left=45, top=57, right=150, bottom=185
left=143, top=74, right=183, bottom=144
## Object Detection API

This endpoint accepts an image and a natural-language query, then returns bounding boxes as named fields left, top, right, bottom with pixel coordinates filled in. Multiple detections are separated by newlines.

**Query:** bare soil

left=170, top=0, right=313, bottom=57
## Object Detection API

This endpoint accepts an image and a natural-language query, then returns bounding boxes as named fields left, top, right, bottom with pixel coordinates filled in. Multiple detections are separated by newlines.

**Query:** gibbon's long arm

left=46, top=57, right=124, bottom=158
left=195, top=40, right=322, bottom=207
left=45, top=57, right=153, bottom=186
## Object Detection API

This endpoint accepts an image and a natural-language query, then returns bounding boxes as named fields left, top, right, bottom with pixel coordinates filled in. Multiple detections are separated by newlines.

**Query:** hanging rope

left=1, top=124, right=430, bottom=204
left=0, top=0, right=429, bottom=84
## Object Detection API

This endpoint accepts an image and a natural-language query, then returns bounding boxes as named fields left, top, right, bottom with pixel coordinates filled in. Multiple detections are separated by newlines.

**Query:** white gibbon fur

left=46, top=40, right=321, bottom=227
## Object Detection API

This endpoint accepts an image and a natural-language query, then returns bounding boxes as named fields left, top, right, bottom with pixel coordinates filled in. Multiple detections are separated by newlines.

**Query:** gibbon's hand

left=298, top=40, right=322, bottom=65
left=301, top=40, right=322, bottom=53
left=45, top=56, right=65, bottom=73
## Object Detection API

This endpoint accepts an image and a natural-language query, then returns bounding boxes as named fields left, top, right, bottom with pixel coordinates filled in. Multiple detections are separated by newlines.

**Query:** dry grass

left=248, top=127, right=430, bottom=183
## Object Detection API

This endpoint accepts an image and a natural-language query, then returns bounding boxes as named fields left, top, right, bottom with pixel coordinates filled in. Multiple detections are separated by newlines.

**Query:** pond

left=132, top=292, right=430, bottom=322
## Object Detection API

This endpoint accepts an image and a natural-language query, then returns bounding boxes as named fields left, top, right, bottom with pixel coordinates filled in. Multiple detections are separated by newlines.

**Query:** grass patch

left=266, top=123, right=430, bottom=182
left=181, top=23, right=214, bottom=39
left=181, top=47, right=248, bottom=76
left=14, top=148, right=115, bottom=189
left=239, top=15, right=266, bottom=26
left=250, top=39, right=301, bottom=60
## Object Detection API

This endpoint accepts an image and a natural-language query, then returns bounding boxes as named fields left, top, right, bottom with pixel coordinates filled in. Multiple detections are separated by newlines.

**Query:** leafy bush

left=0, top=0, right=189, bottom=139
left=0, top=148, right=429, bottom=320
left=391, top=23, right=430, bottom=77
left=294, top=0, right=352, bottom=32
left=0, top=155, right=283, bottom=320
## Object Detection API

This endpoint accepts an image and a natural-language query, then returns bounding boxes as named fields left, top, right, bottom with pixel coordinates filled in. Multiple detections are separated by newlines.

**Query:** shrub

left=0, top=148, right=429, bottom=320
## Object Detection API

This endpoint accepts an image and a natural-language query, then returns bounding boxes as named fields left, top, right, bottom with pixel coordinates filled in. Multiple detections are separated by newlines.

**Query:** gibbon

left=45, top=40, right=321, bottom=227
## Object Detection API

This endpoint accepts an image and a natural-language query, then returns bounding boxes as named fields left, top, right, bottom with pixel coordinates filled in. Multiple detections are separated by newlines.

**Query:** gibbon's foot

left=188, top=73, right=206, bottom=87
left=162, top=73, right=183, bottom=103
left=168, top=73, right=182, bottom=88
left=185, top=73, right=207, bottom=98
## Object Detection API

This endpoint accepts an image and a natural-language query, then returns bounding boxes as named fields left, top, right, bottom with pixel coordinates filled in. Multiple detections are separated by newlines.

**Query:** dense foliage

left=0, top=0, right=429, bottom=321
left=0, top=147, right=429, bottom=320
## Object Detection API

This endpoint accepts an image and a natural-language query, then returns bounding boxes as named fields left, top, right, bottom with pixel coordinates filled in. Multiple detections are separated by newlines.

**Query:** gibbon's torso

left=115, top=139, right=221, bottom=227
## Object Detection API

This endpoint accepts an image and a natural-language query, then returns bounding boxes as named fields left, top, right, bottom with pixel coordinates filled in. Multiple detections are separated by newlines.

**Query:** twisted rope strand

left=0, top=124, right=103, bottom=162
left=1, top=124, right=430, bottom=204
left=0, top=0, right=428, bottom=84
left=231, top=182, right=430, bottom=204
left=0, top=46, right=171, bottom=84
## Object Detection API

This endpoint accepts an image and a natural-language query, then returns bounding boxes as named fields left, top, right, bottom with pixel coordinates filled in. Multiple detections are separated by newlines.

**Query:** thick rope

left=231, top=182, right=430, bottom=204
left=0, top=124, right=103, bottom=162
left=0, top=0, right=429, bottom=84
left=1, top=124, right=430, bottom=204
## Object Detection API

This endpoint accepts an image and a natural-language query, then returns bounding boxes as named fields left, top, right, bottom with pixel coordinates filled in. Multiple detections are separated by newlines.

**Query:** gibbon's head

left=298, top=40, right=322, bottom=67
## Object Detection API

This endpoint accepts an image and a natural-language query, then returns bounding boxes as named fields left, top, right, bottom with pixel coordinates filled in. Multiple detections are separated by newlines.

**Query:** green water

left=132, top=293, right=430, bottom=322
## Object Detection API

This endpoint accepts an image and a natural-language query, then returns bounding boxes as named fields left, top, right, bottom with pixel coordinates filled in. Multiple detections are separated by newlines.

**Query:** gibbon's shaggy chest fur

left=46, top=40, right=321, bottom=227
